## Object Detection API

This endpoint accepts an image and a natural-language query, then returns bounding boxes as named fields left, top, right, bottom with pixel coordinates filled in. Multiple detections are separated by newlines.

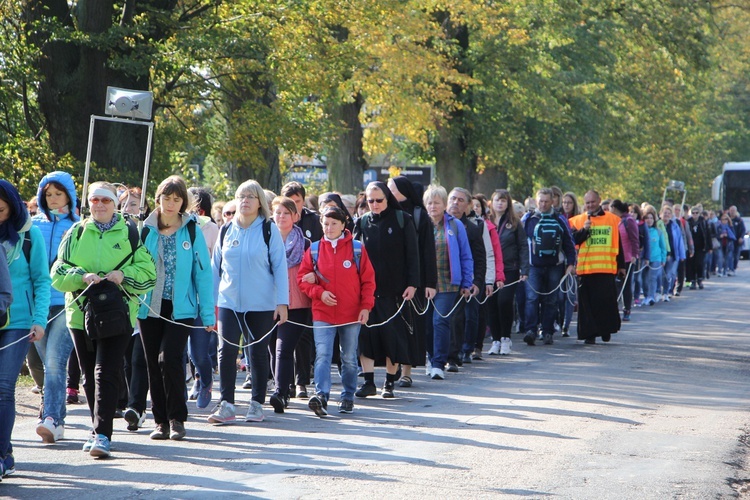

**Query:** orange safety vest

left=569, top=211, right=621, bottom=275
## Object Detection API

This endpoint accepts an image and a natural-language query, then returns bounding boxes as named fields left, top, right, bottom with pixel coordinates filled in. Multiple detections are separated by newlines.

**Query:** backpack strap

left=310, top=240, right=329, bottom=283
left=21, top=231, right=31, bottom=263
left=111, top=217, right=141, bottom=271
left=352, top=239, right=362, bottom=272
left=263, top=218, right=273, bottom=275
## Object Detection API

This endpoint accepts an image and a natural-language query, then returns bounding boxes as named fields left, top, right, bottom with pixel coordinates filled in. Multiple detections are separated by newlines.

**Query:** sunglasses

left=223, top=211, right=236, bottom=216
left=89, top=197, right=113, bottom=205
left=367, top=198, right=385, bottom=204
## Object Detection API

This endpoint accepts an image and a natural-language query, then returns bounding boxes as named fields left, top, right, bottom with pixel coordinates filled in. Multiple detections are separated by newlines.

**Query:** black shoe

left=584, top=338, right=596, bottom=345
left=543, top=333, right=553, bottom=345
left=601, top=333, right=611, bottom=343
left=523, top=330, right=536, bottom=346
left=382, top=382, right=395, bottom=399
left=698, top=281, right=704, bottom=290
left=462, top=352, right=472, bottom=364
left=269, top=393, right=285, bottom=414
left=397, top=376, right=413, bottom=388
left=446, top=362, right=459, bottom=373
left=561, top=328, right=570, bottom=338
left=114, top=408, right=124, bottom=419
left=308, top=395, right=328, bottom=417
left=689, top=283, right=697, bottom=290
left=338, top=399, right=354, bottom=414
left=355, top=382, right=377, bottom=398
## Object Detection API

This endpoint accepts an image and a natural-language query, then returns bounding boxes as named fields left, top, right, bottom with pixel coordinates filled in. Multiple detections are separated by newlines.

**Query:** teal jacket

left=137, top=212, right=215, bottom=325
left=51, top=214, right=156, bottom=330
left=3, top=224, right=51, bottom=330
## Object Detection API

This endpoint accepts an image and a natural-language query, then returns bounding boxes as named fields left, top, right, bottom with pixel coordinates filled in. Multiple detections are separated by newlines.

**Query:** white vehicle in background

left=712, top=162, right=750, bottom=259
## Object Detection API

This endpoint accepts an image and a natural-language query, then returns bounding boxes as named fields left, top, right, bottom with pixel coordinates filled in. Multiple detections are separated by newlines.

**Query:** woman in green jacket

left=51, top=181, right=156, bottom=459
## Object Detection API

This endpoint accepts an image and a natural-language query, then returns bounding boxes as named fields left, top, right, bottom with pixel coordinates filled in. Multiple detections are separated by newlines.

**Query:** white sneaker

left=487, top=340, right=501, bottom=355
left=36, top=417, right=64, bottom=443
left=207, top=400, right=236, bottom=425
left=245, top=401, right=265, bottom=422
left=188, top=379, right=200, bottom=400
left=430, top=367, right=445, bottom=380
left=500, top=338, right=512, bottom=355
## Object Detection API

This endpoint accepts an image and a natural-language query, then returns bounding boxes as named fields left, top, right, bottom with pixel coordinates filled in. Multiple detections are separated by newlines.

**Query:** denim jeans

left=312, top=321, right=360, bottom=401
left=460, top=290, right=482, bottom=354
left=217, top=308, right=274, bottom=405
left=525, top=265, right=564, bottom=335
left=721, top=242, right=735, bottom=274
left=188, top=316, right=213, bottom=391
left=644, top=263, right=662, bottom=301
left=663, top=257, right=679, bottom=294
left=427, top=291, right=458, bottom=368
left=0, top=329, right=32, bottom=460
left=33, top=306, right=74, bottom=425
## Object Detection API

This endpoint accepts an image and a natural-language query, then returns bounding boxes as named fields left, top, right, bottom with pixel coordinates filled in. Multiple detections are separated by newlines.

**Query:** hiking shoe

left=471, top=348, right=483, bottom=360
left=169, top=420, right=186, bottom=441
left=207, top=400, right=236, bottom=425
left=355, top=382, right=377, bottom=398
left=82, top=434, right=96, bottom=452
left=382, top=382, right=395, bottom=399
left=245, top=401, right=265, bottom=422
left=308, top=395, right=328, bottom=417
left=446, top=362, right=459, bottom=373
left=196, top=378, right=213, bottom=409
left=523, top=330, right=536, bottom=346
left=487, top=340, right=501, bottom=355
left=123, top=408, right=145, bottom=431
left=430, top=367, right=445, bottom=380
left=66, top=388, right=79, bottom=404
left=296, top=385, right=308, bottom=399
left=500, top=338, right=512, bottom=355
left=188, top=379, right=200, bottom=401
left=397, top=376, right=413, bottom=388
left=623, top=310, right=631, bottom=322
left=36, top=417, right=64, bottom=443
left=269, top=393, right=286, bottom=414
left=89, top=434, right=111, bottom=458
left=150, top=423, right=169, bottom=440
left=241, top=374, right=252, bottom=390
left=338, top=400, right=354, bottom=414
left=543, top=333, right=554, bottom=345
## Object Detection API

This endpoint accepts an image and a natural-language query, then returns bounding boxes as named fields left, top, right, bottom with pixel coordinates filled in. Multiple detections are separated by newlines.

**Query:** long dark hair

left=0, top=180, right=29, bottom=245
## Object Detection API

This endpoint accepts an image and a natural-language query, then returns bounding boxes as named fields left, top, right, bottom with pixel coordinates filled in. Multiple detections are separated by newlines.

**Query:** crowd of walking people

left=0, top=172, right=746, bottom=475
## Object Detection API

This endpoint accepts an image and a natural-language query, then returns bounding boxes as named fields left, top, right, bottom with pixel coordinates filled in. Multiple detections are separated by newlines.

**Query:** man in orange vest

left=569, top=191, right=626, bottom=344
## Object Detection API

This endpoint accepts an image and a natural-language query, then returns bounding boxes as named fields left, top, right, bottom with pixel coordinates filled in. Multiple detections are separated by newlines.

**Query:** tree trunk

left=434, top=124, right=469, bottom=191
left=472, top=165, right=509, bottom=196
left=326, top=94, right=366, bottom=194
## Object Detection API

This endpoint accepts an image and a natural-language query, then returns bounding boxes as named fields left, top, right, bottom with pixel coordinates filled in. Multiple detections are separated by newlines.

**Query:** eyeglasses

left=89, top=197, right=113, bottom=205
left=236, top=194, right=258, bottom=201
left=367, top=198, right=385, bottom=204
left=223, top=211, right=236, bottom=216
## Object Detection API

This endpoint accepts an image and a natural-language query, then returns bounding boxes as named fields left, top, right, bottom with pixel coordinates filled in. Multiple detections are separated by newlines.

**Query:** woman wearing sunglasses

left=353, top=181, right=419, bottom=399
left=52, top=181, right=156, bottom=458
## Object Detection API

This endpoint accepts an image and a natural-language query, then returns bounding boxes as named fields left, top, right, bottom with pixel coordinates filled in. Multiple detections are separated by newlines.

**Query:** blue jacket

left=138, top=212, right=215, bottom=325
left=4, top=223, right=51, bottom=329
left=441, top=213, right=474, bottom=289
left=212, top=216, right=289, bottom=312
left=665, top=219, right=686, bottom=260
left=31, top=171, right=79, bottom=307
left=646, top=226, right=666, bottom=264
left=717, top=222, right=737, bottom=242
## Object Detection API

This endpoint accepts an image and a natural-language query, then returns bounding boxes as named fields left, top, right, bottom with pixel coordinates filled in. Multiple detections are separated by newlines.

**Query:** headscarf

left=392, top=176, right=425, bottom=212
left=368, top=181, right=402, bottom=212
left=0, top=179, right=30, bottom=246
left=319, top=192, right=354, bottom=227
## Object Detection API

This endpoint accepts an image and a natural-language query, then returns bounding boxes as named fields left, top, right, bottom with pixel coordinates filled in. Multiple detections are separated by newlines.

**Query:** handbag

left=712, top=237, right=720, bottom=251
left=83, top=280, right=131, bottom=340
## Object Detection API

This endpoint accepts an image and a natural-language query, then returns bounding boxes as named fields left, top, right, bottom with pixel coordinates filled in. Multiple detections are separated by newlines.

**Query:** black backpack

left=217, top=219, right=274, bottom=274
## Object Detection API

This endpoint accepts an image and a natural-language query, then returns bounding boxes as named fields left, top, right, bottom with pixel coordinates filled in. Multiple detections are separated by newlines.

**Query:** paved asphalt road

left=3, top=263, right=750, bottom=499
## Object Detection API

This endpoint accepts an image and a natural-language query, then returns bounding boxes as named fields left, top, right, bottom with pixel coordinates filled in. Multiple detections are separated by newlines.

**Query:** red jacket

left=297, top=231, right=376, bottom=325
left=485, top=219, right=506, bottom=283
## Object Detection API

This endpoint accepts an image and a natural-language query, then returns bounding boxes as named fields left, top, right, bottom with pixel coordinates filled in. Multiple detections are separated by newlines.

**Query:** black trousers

left=139, top=300, right=193, bottom=425
left=70, top=327, right=132, bottom=439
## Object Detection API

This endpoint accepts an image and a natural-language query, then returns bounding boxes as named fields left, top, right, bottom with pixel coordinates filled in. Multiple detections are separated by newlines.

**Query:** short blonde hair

left=236, top=180, right=270, bottom=219
left=423, top=184, right=448, bottom=206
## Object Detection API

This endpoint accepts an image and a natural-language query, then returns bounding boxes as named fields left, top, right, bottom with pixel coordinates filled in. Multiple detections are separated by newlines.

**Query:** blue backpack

left=309, top=239, right=363, bottom=283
